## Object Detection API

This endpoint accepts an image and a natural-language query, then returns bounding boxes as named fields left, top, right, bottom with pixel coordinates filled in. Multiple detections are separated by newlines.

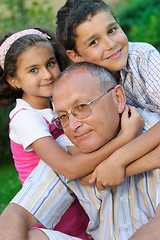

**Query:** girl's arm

left=89, top=121, right=160, bottom=189
left=32, top=106, right=144, bottom=179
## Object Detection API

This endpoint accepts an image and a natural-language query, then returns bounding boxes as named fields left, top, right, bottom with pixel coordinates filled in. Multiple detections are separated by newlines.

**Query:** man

left=0, top=62, right=160, bottom=240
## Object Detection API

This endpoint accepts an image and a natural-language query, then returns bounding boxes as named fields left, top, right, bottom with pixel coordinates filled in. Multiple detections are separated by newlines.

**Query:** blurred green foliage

left=113, top=0, right=160, bottom=51
left=0, top=164, right=21, bottom=213
left=0, top=107, right=13, bottom=165
left=0, top=0, right=56, bottom=34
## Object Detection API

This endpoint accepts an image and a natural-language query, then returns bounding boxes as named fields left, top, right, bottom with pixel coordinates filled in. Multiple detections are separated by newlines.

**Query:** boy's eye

left=30, top=68, right=37, bottom=73
left=89, top=39, right=98, bottom=46
left=108, top=26, right=118, bottom=34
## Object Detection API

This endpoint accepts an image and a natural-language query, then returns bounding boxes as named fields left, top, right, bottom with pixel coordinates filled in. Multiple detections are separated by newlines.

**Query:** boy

left=56, top=0, right=160, bottom=186
left=56, top=0, right=160, bottom=113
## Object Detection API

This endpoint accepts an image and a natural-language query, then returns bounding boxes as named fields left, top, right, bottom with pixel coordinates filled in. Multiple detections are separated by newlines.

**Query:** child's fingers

left=122, top=105, right=130, bottom=118
left=89, top=170, right=97, bottom=184
left=127, top=106, right=136, bottom=115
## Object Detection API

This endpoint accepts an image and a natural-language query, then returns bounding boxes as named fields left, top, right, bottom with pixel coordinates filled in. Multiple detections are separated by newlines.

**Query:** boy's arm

left=89, top=121, right=160, bottom=189
left=125, top=144, right=160, bottom=177
left=113, top=121, right=160, bottom=169
left=0, top=203, right=37, bottom=240
left=80, top=143, right=159, bottom=187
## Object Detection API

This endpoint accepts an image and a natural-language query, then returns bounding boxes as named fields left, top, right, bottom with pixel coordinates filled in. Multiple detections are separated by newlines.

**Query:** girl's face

left=12, top=41, right=60, bottom=108
left=67, top=11, right=129, bottom=73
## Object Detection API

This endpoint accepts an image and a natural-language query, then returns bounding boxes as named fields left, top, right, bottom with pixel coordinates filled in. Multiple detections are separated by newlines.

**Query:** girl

left=0, top=28, right=143, bottom=239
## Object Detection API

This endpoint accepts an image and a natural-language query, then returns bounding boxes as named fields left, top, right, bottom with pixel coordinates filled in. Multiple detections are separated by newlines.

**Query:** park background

left=0, top=0, right=160, bottom=214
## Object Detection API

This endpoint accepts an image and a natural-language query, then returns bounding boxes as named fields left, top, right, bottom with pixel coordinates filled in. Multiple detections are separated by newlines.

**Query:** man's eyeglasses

left=52, top=86, right=115, bottom=129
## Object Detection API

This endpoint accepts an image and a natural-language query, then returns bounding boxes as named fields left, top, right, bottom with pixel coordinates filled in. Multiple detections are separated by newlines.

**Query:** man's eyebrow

left=83, top=21, right=118, bottom=45
left=55, top=99, right=85, bottom=114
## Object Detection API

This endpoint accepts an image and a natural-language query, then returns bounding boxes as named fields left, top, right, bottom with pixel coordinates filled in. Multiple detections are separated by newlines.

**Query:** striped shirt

left=11, top=109, right=160, bottom=240
left=120, top=42, right=160, bottom=113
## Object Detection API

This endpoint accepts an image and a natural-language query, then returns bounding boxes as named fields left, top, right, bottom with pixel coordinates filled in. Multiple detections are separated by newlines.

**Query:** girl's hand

left=120, top=106, right=144, bottom=141
left=89, top=152, right=124, bottom=191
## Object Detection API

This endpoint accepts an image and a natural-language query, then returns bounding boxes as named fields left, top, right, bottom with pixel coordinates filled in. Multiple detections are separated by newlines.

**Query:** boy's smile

left=67, top=11, right=129, bottom=72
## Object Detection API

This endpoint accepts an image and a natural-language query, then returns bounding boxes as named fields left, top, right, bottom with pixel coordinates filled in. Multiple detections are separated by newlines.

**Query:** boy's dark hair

left=56, top=0, right=117, bottom=53
left=0, top=28, right=71, bottom=107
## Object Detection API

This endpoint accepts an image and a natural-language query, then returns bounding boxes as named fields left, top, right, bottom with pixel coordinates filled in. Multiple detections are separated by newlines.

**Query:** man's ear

left=112, top=85, right=126, bottom=114
left=67, top=50, right=83, bottom=63
left=7, top=75, right=20, bottom=89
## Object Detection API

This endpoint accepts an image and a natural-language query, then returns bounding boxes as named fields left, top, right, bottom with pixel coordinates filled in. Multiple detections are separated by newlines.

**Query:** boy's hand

left=120, top=106, right=144, bottom=140
left=89, top=152, right=125, bottom=191
left=89, top=106, right=144, bottom=191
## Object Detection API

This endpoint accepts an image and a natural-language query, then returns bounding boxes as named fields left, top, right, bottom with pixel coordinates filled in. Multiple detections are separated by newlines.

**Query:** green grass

left=0, top=164, right=22, bottom=214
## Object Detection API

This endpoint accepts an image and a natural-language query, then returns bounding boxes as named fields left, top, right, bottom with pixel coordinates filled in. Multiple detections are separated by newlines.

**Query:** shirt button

left=124, top=224, right=128, bottom=229
left=120, top=196, right=124, bottom=201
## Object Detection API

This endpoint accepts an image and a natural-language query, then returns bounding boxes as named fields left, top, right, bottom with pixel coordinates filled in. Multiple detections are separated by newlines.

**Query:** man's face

left=53, top=69, right=124, bottom=153
left=67, top=11, right=128, bottom=72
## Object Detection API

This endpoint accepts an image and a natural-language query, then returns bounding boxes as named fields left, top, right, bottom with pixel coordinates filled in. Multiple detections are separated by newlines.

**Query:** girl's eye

left=47, top=61, right=56, bottom=68
left=89, top=39, right=98, bottom=46
left=30, top=68, right=37, bottom=73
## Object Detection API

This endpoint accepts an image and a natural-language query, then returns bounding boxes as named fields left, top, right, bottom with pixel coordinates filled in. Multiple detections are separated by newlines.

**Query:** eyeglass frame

left=52, top=86, right=115, bottom=129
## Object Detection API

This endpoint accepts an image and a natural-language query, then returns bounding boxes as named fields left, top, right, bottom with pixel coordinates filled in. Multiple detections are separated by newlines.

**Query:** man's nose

left=68, top=114, right=83, bottom=131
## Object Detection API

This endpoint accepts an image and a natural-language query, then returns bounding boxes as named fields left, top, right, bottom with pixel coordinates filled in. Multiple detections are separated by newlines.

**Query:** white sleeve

left=9, top=108, right=52, bottom=151
left=65, top=135, right=75, bottom=147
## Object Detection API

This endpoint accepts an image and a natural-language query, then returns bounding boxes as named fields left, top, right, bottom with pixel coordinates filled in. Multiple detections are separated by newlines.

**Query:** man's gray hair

left=56, top=62, right=117, bottom=91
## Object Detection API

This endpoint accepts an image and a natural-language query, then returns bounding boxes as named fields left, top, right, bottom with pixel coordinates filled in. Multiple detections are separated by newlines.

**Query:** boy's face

left=67, top=11, right=129, bottom=72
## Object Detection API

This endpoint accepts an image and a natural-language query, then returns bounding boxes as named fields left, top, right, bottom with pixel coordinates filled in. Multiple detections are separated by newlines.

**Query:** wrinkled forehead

left=52, top=69, right=101, bottom=110
left=54, top=69, right=101, bottom=94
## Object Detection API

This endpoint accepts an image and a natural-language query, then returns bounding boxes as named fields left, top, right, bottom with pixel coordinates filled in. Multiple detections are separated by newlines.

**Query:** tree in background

left=0, top=0, right=56, bottom=34
left=113, top=0, right=160, bottom=51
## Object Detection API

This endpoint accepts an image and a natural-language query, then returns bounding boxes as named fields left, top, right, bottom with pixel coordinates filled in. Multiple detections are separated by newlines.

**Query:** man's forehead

left=54, top=68, right=100, bottom=92
left=53, top=69, right=101, bottom=109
